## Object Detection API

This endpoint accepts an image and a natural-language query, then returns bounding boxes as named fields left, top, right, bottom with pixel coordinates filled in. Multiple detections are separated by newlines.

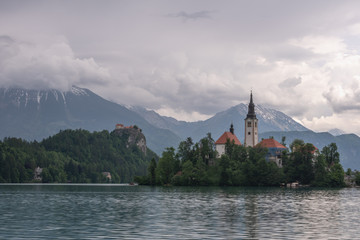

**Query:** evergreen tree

left=156, top=147, right=176, bottom=185
left=148, top=158, right=157, bottom=185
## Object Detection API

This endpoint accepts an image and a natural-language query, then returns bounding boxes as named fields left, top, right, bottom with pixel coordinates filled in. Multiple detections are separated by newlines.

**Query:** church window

left=247, top=121, right=251, bottom=127
left=255, top=122, right=257, bottom=127
left=248, top=132, right=251, bottom=135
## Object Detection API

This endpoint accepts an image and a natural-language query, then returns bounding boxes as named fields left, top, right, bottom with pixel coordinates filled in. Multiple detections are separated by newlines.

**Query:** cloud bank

left=2, top=0, right=360, bottom=134
left=0, top=35, right=109, bottom=91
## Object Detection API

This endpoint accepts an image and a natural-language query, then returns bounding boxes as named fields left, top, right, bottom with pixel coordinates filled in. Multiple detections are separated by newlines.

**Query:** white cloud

left=0, top=35, right=110, bottom=91
left=348, top=22, right=360, bottom=36
left=155, top=107, right=212, bottom=122
left=289, top=35, right=347, bottom=55
left=300, top=113, right=360, bottom=136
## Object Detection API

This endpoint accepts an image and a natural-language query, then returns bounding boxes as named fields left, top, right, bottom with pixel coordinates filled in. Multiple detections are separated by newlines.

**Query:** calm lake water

left=1, top=184, right=360, bottom=239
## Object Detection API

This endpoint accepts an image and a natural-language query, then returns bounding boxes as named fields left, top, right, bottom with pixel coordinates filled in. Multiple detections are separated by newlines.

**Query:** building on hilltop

left=113, top=124, right=146, bottom=155
left=116, top=124, right=138, bottom=130
left=244, top=91, right=258, bottom=147
left=215, top=123, right=241, bottom=157
left=257, top=138, right=287, bottom=167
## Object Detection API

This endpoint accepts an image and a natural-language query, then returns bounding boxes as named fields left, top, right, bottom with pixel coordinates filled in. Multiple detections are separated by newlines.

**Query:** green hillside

left=0, top=129, right=158, bottom=183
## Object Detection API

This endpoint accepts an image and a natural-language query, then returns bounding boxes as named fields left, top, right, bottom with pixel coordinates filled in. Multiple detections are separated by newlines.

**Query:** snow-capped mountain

left=328, top=128, right=346, bottom=136
left=0, top=86, right=180, bottom=154
left=131, top=103, right=308, bottom=142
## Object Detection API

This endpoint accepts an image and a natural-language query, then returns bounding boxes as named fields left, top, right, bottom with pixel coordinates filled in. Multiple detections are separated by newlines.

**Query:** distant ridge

left=131, top=104, right=308, bottom=142
left=0, top=86, right=181, bottom=154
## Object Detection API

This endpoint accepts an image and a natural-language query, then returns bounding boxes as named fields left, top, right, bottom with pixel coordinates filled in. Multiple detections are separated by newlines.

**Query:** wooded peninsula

left=136, top=134, right=357, bottom=188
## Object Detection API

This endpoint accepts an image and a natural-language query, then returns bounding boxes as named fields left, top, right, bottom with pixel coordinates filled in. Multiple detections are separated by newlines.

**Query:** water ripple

left=1, top=185, right=360, bottom=239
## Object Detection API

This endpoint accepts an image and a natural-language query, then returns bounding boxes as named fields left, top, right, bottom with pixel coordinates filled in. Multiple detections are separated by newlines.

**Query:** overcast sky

left=1, top=0, right=360, bottom=134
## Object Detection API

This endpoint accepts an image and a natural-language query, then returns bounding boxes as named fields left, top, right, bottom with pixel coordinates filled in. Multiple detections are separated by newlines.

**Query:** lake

left=1, top=184, right=360, bottom=239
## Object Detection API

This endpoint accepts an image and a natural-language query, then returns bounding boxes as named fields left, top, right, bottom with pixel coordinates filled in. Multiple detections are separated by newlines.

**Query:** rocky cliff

left=113, top=126, right=147, bottom=155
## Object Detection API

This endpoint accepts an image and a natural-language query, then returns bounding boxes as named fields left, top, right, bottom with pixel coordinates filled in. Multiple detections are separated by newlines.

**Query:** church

left=215, top=91, right=286, bottom=167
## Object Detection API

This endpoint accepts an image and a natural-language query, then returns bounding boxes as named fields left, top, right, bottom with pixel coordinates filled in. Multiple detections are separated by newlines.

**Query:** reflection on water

left=1, top=184, right=360, bottom=239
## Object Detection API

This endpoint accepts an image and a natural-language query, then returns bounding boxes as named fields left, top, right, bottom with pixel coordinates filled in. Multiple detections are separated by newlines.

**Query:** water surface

left=1, top=184, right=359, bottom=239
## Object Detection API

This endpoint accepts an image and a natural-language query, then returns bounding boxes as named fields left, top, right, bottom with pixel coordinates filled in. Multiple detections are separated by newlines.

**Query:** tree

left=177, top=137, right=194, bottom=162
left=290, top=139, right=305, bottom=152
left=281, top=136, right=286, bottom=147
left=41, top=168, right=53, bottom=183
left=219, top=154, right=231, bottom=186
left=180, top=160, right=195, bottom=185
left=328, top=163, right=345, bottom=187
left=313, top=154, right=329, bottom=187
left=194, top=156, right=208, bottom=185
left=148, top=158, right=157, bottom=185
left=198, top=133, right=216, bottom=165
left=284, top=141, right=315, bottom=184
left=156, top=147, right=176, bottom=185
left=355, top=172, right=360, bottom=186
left=322, top=143, right=340, bottom=166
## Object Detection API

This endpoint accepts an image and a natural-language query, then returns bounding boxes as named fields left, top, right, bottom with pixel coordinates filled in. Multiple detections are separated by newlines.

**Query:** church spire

left=244, top=91, right=258, bottom=147
left=230, top=123, right=234, bottom=134
left=246, top=91, right=256, bottom=119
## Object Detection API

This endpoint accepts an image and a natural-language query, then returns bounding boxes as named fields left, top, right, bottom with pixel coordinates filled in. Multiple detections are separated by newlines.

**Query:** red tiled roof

left=310, top=144, right=318, bottom=154
left=257, top=138, right=287, bottom=149
left=215, top=132, right=241, bottom=145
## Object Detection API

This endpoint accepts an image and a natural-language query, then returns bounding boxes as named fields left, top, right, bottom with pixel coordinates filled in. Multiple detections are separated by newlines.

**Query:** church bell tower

left=244, top=91, right=258, bottom=147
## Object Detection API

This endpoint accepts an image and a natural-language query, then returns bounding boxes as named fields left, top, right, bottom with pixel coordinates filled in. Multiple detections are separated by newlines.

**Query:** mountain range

left=1, top=86, right=359, bottom=170
left=130, top=103, right=308, bottom=142
left=0, top=86, right=180, bottom=154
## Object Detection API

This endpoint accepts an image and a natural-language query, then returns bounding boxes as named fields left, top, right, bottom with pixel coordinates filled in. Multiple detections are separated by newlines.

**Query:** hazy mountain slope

left=259, top=131, right=360, bottom=170
left=132, top=104, right=308, bottom=142
left=328, top=128, right=346, bottom=136
left=0, top=86, right=181, bottom=154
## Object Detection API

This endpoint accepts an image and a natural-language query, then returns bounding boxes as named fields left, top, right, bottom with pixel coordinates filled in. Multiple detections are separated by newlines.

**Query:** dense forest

left=0, top=129, right=157, bottom=183
left=135, top=134, right=348, bottom=187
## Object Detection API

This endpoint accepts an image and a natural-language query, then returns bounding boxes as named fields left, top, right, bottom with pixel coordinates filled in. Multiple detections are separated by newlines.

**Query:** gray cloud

left=279, top=77, right=302, bottom=89
left=166, top=11, right=213, bottom=21
left=323, top=87, right=360, bottom=113
left=2, top=0, right=360, bottom=130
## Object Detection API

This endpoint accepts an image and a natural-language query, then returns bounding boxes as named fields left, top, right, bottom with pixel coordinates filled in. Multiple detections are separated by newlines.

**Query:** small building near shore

left=34, top=166, right=43, bottom=181
left=102, top=172, right=112, bottom=182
